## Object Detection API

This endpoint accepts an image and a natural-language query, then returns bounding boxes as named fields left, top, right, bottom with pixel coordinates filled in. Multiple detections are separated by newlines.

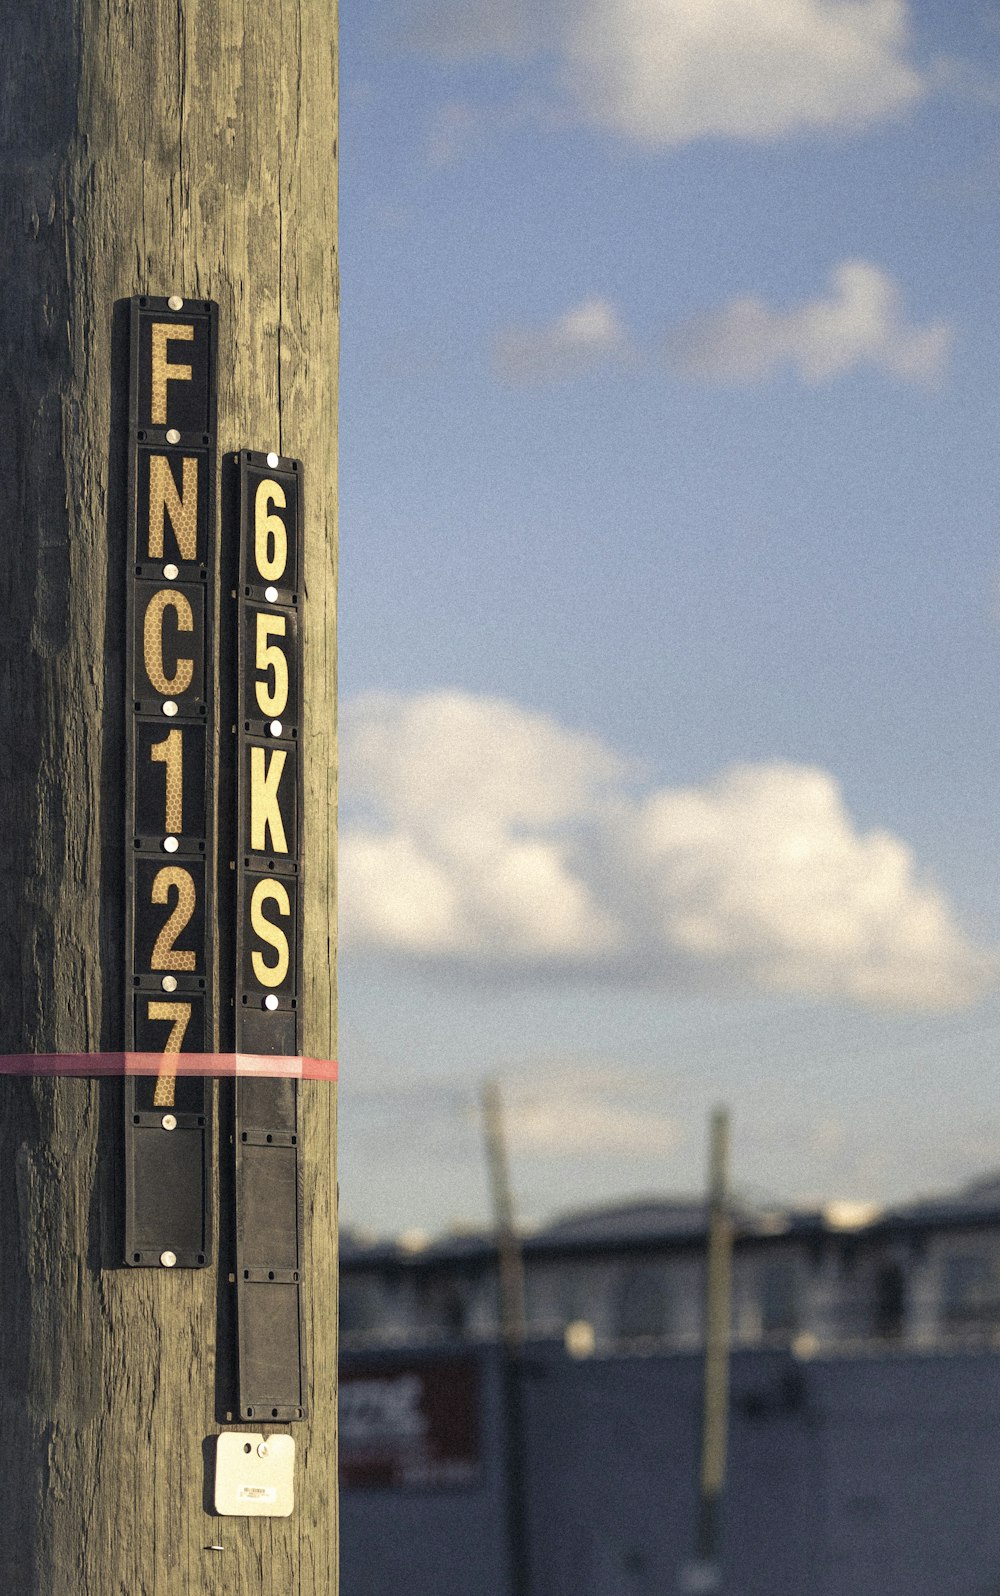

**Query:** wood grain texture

left=0, top=2, right=338, bottom=1589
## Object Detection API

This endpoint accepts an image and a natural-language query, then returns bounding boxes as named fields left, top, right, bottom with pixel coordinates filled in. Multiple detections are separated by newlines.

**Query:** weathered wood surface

left=0, top=2, right=338, bottom=1590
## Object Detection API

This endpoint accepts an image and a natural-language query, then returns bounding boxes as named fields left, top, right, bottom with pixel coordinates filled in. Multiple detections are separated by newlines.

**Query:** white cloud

left=505, top=1077, right=680, bottom=1155
left=666, top=260, right=952, bottom=384
left=400, top=0, right=929, bottom=146
left=400, top=0, right=544, bottom=61
left=562, top=0, right=926, bottom=145
left=494, top=297, right=631, bottom=384
left=494, top=264, right=948, bottom=389
left=426, top=102, right=481, bottom=167
left=341, top=691, right=996, bottom=1011
left=342, top=691, right=624, bottom=961
left=621, top=763, right=980, bottom=1006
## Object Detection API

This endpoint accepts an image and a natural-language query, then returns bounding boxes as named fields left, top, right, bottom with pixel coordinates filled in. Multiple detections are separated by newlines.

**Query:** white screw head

left=160, top=1250, right=177, bottom=1269
left=264, top=994, right=279, bottom=1012
left=163, top=562, right=179, bottom=580
left=269, top=720, right=283, bottom=738
left=161, top=1114, right=177, bottom=1132
left=163, top=700, right=178, bottom=717
left=266, top=451, right=279, bottom=468
left=161, top=975, right=178, bottom=993
left=166, top=428, right=181, bottom=445
left=167, top=295, right=184, bottom=311
left=265, top=585, right=278, bottom=603
left=257, top=1442, right=270, bottom=1458
left=163, top=835, right=179, bottom=854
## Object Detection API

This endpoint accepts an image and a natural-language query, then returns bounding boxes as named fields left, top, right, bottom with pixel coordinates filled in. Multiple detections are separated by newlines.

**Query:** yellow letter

left=150, top=323, right=194, bottom=426
left=150, top=866, right=197, bottom=971
left=255, top=613, right=288, bottom=717
left=143, top=589, right=194, bottom=697
left=250, top=746, right=288, bottom=854
left=150, top=729, right=183, bottom=833
left=147, top=1000, right=193, bottom=1108
left=148, top=454, right=198, bottom=561
left=254, top=479, right=288, bottom=581
left=250, top=879, right=291, bottom=988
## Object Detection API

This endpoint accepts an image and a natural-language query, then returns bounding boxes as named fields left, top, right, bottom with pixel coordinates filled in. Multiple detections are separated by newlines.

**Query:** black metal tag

left=124, top=295, right=218, bottom=1270
left=132, top=580, right=208, bottom=712
left=221, top=450, right=307, bottom=1419
left=125, top=1073, right=211, bottom=1269
left=234, top=1078, right=306, bottom=1421
left=228, top=451, right=304, bottom=1055
left=132, top=304, right=216, bottom=437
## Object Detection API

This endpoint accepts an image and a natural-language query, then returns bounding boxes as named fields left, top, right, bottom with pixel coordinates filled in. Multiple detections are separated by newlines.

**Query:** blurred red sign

left=339, top=1356, right=482, bottom=1489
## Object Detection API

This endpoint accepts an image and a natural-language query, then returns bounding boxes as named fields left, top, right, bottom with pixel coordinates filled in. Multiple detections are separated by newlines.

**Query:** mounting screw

left=162, top=700, right=178, bottom=717
left=266, top=451, right=279, bottom=468
left=161, top=974, right=178, bottom=993
left=265, top=585, right=278, bottom=603
left=163, top=835, right=179, bottom=854
left=166, top=428, right=181, bottom=445
left=160, top=1250, right=177, bottom=1269
left=264, top=994, right=279, bottom=1012
left=257, top=1442, right=269, bottom=1458
left=163, top=562, right=179, bottom=580
left=167, top=295, right=184, bottom=311
left=161, top=1114, right=177, bottom=1132
left=269, top=720, right=283, bottom=738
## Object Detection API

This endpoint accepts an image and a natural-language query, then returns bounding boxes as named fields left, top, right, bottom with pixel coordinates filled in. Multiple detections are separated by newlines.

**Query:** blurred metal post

left=483, top=1077, right=527, bottom=1348
left=684, top=1105, right=733, bottom=1594
left=482, top=1078, right=530, bottom=1596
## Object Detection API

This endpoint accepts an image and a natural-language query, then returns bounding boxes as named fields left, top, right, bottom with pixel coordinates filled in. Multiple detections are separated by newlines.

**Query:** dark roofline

left=339, top=1201, right=1000, bottom=1276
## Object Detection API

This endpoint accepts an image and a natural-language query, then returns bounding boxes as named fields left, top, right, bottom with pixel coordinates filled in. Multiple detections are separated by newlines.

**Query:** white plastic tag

left=214, top=1432, right=295, bottom=1517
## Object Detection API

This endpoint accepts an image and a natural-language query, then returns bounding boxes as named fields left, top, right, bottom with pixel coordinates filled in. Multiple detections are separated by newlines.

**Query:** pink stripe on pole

left=0, top=1053, right=338, bottom=1080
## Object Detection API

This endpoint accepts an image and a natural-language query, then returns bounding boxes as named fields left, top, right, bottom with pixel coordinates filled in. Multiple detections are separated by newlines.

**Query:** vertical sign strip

left=124, top=295, right=217, bottom=1270
left=227, top=450, right=307, bottom=1420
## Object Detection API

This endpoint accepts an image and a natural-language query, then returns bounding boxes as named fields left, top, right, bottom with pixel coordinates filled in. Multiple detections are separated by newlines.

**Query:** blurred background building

left=339, top=1171, right=1000, bottom=1596
left=341, top=1172, right=1000, bottom=1355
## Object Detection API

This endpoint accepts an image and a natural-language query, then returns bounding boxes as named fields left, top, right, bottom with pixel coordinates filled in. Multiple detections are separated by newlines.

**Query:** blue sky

left=336, top=0, right=1000, bottom=1236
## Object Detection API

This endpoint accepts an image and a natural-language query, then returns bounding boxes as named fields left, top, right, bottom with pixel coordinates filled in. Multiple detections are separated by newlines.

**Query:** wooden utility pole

left=482, top=1078, right=527, bottom=1351
left=0, top=4, right=338, bottom=1592
left=482, top=1079, right=530, bottom=1596
left=684, top=1106, right=733, bottom=1595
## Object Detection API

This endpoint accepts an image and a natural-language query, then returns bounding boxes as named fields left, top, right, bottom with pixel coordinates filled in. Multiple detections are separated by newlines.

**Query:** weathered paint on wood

left=0, top=2, right=338, bottom=1590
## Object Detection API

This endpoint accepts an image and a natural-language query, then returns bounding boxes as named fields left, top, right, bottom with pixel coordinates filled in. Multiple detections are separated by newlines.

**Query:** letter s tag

left=249, top=879, right=292, bottom=988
